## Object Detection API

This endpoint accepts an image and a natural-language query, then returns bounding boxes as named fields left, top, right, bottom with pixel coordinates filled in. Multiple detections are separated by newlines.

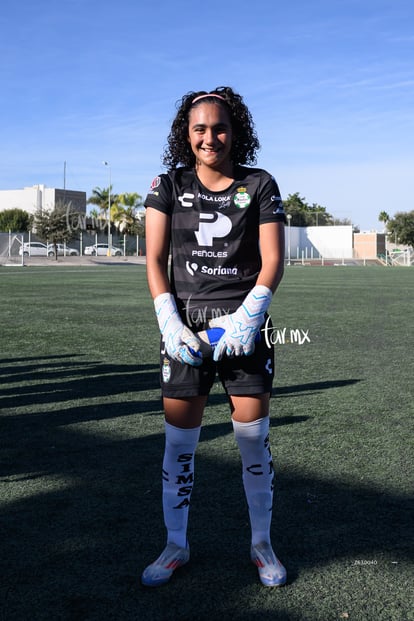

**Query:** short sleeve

left=144, top=174, right=173, bottom=215
left=258, top=172, right=287, bottom=225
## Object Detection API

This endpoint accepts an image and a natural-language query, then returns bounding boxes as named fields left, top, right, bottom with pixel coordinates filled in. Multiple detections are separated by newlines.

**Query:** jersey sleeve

left=258, top=172, right=287, bottom=225
left=144, top=173, right=173, bottom=215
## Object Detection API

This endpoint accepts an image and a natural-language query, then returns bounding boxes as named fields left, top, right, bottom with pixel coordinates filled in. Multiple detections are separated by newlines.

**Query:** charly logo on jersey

left=195, top=211, right=232, bottom=246
left=178, top=192, right=195, bottom=207
left=233, top=186, right=251, bottom=209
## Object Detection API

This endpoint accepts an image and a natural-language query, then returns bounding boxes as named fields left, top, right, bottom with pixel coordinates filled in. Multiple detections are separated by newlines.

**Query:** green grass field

left=0, top=264, right=413, bottom=621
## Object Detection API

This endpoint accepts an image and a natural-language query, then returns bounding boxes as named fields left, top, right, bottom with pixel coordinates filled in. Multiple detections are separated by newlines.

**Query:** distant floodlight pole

left=103, top=161, right=112, bottom=255
left=286, top=214, right=292, bottom=265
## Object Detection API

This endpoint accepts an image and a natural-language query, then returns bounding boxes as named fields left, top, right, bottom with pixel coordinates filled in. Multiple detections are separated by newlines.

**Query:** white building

left=286, top=225, right=354, bottom=260
left=0, top=185, right=86, bottom=216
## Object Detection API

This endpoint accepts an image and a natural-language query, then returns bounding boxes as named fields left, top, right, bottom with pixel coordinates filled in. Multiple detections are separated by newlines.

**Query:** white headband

left=192, top=93, right=226, bottom=104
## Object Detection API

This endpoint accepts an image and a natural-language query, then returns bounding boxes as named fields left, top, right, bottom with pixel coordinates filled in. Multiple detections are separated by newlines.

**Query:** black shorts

left=159, top=319, right=275, bottom=398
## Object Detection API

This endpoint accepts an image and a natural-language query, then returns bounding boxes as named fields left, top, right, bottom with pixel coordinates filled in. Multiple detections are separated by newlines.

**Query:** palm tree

left=113, top=192, right=144, bottom=234
left=87, top=186, right=119, bottom=222
left=89, top=208, right=100, bottom=219
left=379, top=211, right=390, bottom=225
left=118, top=192, right=143, bottom=212
left=111, top=204, right=134, bottom=233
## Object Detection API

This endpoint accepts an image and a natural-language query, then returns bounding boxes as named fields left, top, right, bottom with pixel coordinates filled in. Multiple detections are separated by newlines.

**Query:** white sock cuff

left=232, top=416, right=269, bottom=438
left=164, top=421, right=201, bottom=446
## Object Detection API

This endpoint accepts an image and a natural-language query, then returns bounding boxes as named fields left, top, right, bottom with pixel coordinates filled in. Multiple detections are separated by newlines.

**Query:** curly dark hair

left=162, top=86, right=260, bottom=170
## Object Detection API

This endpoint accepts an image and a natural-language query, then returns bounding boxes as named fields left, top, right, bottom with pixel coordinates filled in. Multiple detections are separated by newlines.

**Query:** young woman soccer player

left=141, top=86, right=287, bottom=588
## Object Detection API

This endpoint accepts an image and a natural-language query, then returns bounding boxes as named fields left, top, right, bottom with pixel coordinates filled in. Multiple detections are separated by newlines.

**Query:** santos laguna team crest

left=162, top=358, right=171, bottom=383
left=234, top=186, right=251, bottom=209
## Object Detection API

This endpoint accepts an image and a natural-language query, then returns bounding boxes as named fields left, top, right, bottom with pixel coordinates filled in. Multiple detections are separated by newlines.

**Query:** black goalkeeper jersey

left=144, top=166, right=286, bottom=328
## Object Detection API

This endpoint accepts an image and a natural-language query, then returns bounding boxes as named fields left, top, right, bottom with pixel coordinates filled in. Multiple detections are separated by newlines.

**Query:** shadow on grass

left=1, top=359, right=410, bottom=620
left=0, top=354, right=87, bottom=366
left=275, top=378, right=361, bottom=395
left=0, top=359, right=160, bottom=411
left=0, top=421, right=411, bottom=621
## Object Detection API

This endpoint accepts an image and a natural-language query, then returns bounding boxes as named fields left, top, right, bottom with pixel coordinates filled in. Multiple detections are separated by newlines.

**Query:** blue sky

left=1, top=0, right=413, bottom=231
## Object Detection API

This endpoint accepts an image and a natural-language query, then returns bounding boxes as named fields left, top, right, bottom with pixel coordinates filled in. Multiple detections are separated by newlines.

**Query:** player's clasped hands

left=155, top=285, right=273, bottom=365
left=154, top=292, right=203, bottom=366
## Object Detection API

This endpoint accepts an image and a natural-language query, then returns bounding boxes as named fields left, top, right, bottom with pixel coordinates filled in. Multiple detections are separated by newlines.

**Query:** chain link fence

left=0, top=231, right=146, bottom=265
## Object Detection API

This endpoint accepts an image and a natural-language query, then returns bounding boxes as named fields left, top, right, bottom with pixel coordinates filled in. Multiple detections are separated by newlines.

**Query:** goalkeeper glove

left=154, top=293, right=202, bottom=366
left=209, top=285, right=272, bottom=361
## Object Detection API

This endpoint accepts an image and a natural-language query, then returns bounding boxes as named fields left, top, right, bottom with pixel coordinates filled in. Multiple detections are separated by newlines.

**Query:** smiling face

left=187, top=102, right=233, bottom=174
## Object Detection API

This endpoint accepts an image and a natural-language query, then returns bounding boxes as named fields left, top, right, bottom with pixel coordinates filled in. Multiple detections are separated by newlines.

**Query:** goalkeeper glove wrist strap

left=242, top=285, right=273, bottom=318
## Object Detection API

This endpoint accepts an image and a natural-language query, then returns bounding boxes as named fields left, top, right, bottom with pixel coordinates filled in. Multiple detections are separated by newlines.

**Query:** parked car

left=84, top=243, right=122, bottom=256
left=19, top=242, right=48, bottom=256
left=47, top=243, right=79, bottom=257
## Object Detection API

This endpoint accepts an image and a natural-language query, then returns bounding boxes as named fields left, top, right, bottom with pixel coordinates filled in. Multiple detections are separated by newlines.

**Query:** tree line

left=378, top=210, right=414, bottom=248
left=282, top=192, right=353, bottom=227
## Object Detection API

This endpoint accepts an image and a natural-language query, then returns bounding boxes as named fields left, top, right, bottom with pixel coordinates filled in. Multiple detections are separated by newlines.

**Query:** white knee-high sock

left=162, top=421, right=201, bottom=549
left=232, top=417, right=274, bottom=546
